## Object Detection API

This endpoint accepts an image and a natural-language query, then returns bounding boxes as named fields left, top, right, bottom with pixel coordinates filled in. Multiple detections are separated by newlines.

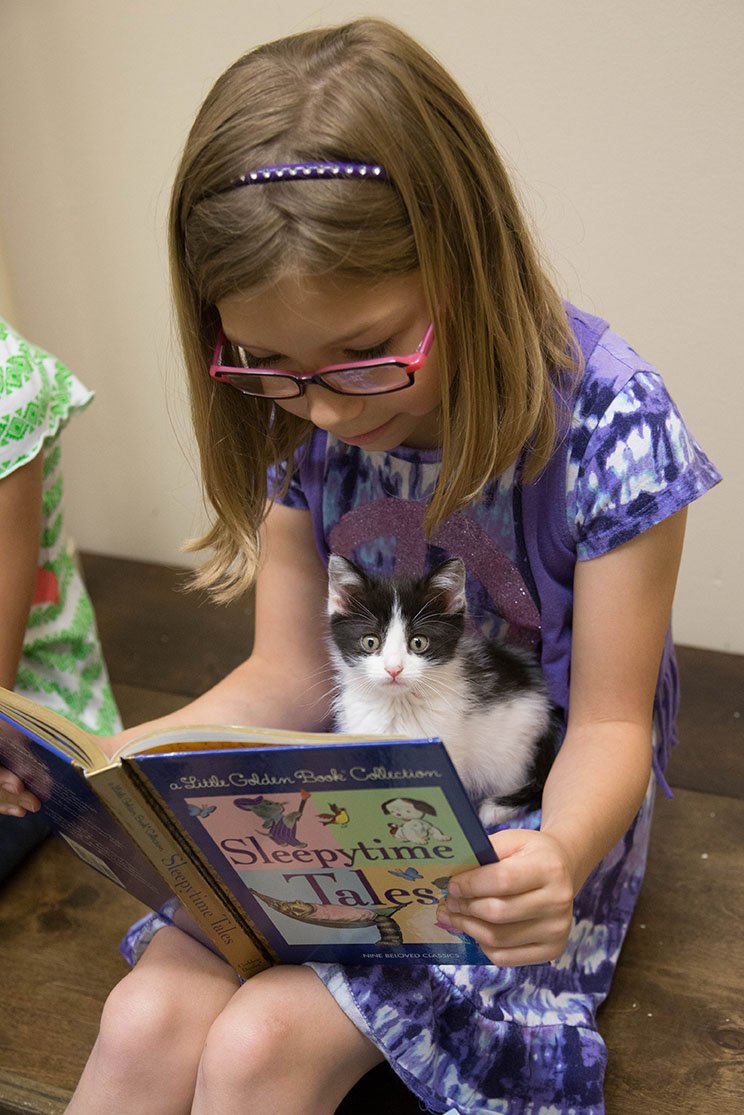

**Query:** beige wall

left=0, top=1, right=740, bottom=652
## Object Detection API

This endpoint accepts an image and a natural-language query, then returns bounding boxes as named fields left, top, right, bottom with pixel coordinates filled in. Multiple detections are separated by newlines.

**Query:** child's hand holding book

left=0, top=764, right=41, bottom=816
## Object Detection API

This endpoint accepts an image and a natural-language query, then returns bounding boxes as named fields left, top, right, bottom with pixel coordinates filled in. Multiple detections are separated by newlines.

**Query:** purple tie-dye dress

left=122, top=307, right=720, bottom=1113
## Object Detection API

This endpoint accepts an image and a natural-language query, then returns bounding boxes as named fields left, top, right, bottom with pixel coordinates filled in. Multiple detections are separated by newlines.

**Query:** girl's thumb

left=489, top=826, right=540, bottom=861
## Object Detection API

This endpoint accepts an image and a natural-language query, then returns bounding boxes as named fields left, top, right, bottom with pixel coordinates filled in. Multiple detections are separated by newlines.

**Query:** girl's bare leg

left=65, top=927, right=239, bottom=1115
left=193, top=965, right=384, bottom=1115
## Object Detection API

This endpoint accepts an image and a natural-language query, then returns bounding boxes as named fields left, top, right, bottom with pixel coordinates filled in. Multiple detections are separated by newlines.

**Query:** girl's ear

left=426, top=558, right=467, bottom=615
left=327, top=554, right=366, bottom=615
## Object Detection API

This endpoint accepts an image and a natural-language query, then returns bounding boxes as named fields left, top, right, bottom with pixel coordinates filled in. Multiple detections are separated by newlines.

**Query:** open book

left=0, top=687, right=495, bottom=977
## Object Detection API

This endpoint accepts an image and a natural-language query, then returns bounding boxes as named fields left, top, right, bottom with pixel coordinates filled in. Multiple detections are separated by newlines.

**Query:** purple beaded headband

left=225, top=160, right=389, bottom=191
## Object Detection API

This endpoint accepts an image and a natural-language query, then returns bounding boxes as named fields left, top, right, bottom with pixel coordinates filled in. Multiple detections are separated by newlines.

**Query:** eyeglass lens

left=219, top=362, right=411, bottom=398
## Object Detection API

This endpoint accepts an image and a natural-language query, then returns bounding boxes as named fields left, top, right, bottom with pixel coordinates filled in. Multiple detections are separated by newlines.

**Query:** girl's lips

left=336, top=418, right=395, bottom=447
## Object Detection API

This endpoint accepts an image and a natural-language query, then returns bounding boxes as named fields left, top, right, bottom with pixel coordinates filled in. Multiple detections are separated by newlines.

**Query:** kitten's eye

left=360, top=634, right=381, bottom=654
left=409, top=635, right=430, bottom=654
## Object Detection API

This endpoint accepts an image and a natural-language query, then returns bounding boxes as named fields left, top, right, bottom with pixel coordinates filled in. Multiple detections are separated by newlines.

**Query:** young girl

left=0, top=318, right=121, bottom=873
left=1, top=18, right=721, bottom=1115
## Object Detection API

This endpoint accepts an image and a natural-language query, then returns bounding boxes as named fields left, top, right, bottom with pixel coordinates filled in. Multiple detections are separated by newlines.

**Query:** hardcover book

left=0, top=686, right=496, bottom=978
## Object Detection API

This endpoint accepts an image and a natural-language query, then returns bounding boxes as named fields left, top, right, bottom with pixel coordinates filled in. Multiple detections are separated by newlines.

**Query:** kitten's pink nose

left=385, top=663, right=404, bottom=679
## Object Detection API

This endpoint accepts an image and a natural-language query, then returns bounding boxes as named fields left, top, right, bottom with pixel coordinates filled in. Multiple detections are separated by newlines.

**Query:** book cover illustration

left=131, top=738, right=495, bottom=965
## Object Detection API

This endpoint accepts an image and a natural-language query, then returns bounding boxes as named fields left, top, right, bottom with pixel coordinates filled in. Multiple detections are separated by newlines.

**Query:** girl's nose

left=302, top=386, right=365, bottom=430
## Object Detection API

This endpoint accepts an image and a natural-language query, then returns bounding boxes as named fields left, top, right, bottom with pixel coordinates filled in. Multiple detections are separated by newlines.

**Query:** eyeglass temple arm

left=418, top=322, right=435, bottom=353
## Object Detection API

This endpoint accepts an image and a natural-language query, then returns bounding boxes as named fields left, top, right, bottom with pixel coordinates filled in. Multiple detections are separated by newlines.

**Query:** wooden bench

left=0, top=553, right=742, bottom=1114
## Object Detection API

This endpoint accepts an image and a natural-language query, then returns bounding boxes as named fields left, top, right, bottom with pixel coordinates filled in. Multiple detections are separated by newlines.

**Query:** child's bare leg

left=193, top=965, right=384, bottom=1115
left=65, top=926, right=239, bottom=1115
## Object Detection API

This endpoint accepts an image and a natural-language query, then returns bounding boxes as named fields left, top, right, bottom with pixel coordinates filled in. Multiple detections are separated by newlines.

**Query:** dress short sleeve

left=267, top=456, right=309, bottom=510
left=267, top=427, right=336, bottom=513
left=567, top=370, right=721, bottom=560
left=0, top=319, right=93, bottom=479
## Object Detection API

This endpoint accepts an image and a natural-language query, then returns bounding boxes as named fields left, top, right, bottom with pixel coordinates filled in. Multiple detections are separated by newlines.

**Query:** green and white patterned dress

left=0, top=319, right=120, bottom=735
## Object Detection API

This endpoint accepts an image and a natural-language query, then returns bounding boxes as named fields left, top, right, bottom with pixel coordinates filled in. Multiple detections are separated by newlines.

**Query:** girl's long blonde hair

left=170, top=18, right=579, bottom=600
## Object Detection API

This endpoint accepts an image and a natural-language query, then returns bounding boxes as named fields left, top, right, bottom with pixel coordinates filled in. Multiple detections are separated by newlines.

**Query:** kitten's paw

left=478, top=799, right=519, bottom=827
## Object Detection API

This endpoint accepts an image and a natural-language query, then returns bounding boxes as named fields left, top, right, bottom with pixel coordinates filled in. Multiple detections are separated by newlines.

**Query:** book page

left=0, top=685, right=107, bottom=770
left=113, top=724, right=407, bottom=761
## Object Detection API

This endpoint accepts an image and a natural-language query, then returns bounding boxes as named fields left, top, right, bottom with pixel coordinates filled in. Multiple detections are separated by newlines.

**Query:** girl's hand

left=0, top=765, right=42, bottom=817
left=444, top=828, right=576, bottom=966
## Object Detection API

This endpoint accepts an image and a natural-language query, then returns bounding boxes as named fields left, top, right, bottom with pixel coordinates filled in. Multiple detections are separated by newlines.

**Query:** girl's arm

left=444, top=508, right=688, bottom=965
left=2, top=499, right=333, bottom=811
left=101, top=501, right=334, bottom=754
left=538, top=506, right=687, bottom=886
left=0, top=455, right=46, bottom=815
left=0, top=455, right=43, bottom=688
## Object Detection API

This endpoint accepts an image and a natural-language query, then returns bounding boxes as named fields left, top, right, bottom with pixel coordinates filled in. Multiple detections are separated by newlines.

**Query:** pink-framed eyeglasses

left=209, top=323, right=434, bottom=399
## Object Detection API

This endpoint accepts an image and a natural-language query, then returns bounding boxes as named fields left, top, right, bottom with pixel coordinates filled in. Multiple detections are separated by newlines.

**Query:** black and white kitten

left=327, top=555, right=558, bottom=826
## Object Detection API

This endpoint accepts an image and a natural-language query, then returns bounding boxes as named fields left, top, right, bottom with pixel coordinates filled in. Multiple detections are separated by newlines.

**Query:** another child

left=0, top=319, right=121, bottom=875
left=2, top=19, right=721, bottom=1114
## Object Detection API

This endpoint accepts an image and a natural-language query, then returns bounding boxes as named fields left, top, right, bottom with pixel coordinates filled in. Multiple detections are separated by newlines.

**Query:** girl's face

left=216, top=272, right=443, bottom=452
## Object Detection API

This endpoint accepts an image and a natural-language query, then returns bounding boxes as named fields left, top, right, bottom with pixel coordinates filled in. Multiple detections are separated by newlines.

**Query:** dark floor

left=0, top=552, right=742, bottom=1115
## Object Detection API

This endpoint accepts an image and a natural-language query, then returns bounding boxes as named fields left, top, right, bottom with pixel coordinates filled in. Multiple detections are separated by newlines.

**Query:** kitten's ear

left=327, top=554, right=366, bottom=615
left=427, top=558, right=467, bottom=614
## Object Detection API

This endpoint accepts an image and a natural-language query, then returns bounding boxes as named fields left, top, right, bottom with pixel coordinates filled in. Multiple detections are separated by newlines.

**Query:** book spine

left=122, top=761, right=280, bottom=962
left=90, top=765, right=273, bottom=980
left=126, top=760, right=284, bottom=961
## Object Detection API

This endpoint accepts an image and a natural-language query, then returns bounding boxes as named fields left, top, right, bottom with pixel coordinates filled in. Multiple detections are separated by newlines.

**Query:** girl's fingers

left=442, top=911, right=542, bottom=947
left=0, top=768, right=25, bottom=795
left=443, top=911, right=571, bottom=963
left=0, top=793, right=27, bottom=816
left=446, top=891, right=554, bottom=926
left=0, top=769, right=41, bottom=811
left=0, top=787, right=41, bottom=814
left=481, top=941, right=565, bottom=968
left=450, top=860, right=572, bottom=905
left=449, top=862, right=539, bottom=901
left=449, top=834, right=574, bottom=906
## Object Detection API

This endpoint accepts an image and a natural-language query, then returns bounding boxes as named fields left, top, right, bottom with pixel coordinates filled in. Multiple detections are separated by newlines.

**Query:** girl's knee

left=198, top=996, right=298, bottom=1092
left=196, top=968, right=379, bottom=1106
left=96, top=958, right=229, bottom=1082
left=198, top=970, right=324, bottom=1092
left=97, top=968, right=187, bottom=1072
